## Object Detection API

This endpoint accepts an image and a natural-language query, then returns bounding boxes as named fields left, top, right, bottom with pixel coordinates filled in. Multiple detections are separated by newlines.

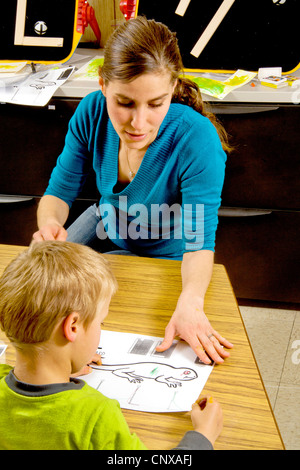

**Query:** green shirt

left=0, top=365, right=213, bottom=450
left=0, top=365, right=147, bottom=450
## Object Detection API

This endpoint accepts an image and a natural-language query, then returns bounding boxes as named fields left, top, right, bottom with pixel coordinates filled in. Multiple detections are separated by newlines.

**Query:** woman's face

left=100, top=73, right=177, bottom=152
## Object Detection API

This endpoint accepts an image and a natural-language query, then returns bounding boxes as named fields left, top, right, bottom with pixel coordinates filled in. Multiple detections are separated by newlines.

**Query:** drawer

left=215, top=209, right=300, bottom=303
left=212, top=105, right=300, bottom=210
left=0, top=196, right=97, bottom=246
left=0, top=196, right=39, bottom=246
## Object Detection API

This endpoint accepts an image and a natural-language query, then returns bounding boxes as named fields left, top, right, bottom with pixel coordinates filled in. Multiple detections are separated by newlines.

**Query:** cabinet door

left=0, top=197, right=97, bottom=246
left=212, top=105, right=300, bottom=210
left=0, top=99, right=98, bottom=200
left=0, top=197, right=39, bottom=245
left=215, top=209, right=300, bottom=303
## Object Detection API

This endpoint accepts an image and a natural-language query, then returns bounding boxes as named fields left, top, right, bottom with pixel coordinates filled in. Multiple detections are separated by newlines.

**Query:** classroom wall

left=81, top=0, right=125, bottom=47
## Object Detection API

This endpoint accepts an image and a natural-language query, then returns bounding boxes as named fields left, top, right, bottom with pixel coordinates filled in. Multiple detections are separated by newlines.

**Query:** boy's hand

left=70, top=353, right=102, bottom=377
left=191, top=396, right=223, bottom=446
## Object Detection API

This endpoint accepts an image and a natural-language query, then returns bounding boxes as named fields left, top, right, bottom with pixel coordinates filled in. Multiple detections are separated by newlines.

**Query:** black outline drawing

left=91, top=362, right=198, bottom=388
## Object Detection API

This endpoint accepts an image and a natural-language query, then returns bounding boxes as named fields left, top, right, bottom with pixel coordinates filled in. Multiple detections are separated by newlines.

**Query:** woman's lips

left=125, top=131, right=147, bottom=141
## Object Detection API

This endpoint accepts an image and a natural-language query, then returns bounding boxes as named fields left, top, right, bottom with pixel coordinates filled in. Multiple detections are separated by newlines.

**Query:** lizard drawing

left=91, top=362, right=198, bottom=387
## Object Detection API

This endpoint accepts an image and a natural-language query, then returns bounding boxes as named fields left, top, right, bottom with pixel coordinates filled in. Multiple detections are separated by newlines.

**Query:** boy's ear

left=63, top=312, right=80, bottom=342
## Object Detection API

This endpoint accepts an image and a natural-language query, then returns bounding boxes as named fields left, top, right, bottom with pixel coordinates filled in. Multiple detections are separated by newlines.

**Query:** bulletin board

left=136, top=0, right=300, bottom=74
left=0, top=0, right=81, bottom=64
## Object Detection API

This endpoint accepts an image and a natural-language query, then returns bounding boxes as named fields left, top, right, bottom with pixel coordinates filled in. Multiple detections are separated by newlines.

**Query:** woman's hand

left=156, top=291, right=233, bottom=364
left=32, top=223, right=68, bottom=242
left=32, top=195, right=70, bottom=242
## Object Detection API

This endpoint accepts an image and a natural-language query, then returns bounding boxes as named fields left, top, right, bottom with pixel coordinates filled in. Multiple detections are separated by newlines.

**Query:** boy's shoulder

left=0, top=364, right=13, bottom=381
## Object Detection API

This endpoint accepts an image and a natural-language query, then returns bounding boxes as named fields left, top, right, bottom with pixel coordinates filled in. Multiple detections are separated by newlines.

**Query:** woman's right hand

left=191, top=396, right=223, bottom=446
left=32, top=223, right=68, bottom=242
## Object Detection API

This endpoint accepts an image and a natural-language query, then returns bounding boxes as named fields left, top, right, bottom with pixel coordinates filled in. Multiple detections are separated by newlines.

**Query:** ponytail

left=172, top=77, right=232, bottom=153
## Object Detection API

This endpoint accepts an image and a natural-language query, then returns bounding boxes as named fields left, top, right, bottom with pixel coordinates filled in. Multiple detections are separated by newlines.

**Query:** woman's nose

left=131, top=107, right=147, bottom=131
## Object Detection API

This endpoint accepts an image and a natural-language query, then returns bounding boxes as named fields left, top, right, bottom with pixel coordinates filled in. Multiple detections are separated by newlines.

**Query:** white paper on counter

left=79, top=330, right=214, bottom=413
left=0, top=66, right=75, bottom=106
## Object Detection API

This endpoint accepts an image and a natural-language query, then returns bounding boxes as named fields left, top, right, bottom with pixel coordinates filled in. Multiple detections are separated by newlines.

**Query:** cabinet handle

left=218, top=207, right=273, bottom=217
left=210, top=105, right=279, bottom=115
left=0, top=195, right=34, bottom=203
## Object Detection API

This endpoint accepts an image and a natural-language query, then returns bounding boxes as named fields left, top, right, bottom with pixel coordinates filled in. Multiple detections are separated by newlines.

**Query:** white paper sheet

left=0, top=343, right=7, bottom=357
left=79, top=330, right=214, bottom=413
left=0, top=66, right=75, bottom=106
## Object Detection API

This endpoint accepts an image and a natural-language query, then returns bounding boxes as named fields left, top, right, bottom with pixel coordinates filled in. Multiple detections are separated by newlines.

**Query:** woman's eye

left=117, top=100, right=164, bottom=108
left=149, top=102, right=163, bottom=108
left=117, top=101, right=133, bottom=107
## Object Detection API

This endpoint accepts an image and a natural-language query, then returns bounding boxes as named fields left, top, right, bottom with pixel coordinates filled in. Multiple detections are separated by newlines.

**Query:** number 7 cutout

left=175, top=0, right=236, bottom=58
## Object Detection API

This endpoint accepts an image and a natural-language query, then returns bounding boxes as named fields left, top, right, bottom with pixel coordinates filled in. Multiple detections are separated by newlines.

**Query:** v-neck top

left=45, top=91, right=226, bottom=259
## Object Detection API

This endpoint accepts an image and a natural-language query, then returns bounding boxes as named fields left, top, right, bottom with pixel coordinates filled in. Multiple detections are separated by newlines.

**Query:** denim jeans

left=66, top=203, right=137, bottom=256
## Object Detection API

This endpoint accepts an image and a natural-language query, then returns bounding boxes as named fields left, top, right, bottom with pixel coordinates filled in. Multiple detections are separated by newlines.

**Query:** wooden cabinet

left=212, top=104, right=300, bottom=303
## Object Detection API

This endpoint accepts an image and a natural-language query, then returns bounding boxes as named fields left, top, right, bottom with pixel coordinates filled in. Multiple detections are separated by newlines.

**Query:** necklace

left=126, top=148, right=136, bottom=181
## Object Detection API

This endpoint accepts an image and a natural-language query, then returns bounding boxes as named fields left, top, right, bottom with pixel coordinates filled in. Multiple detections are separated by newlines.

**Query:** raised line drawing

left=128, top=385, right=141, bottom=405
left=128, top=338, right=154, bottom=355
left=81, top=330, right=214, bottom=413
left=96, top=379, right=104, bottom=391
left=91, top=362, right=198, bottom=388
left=151, top=341, right=177, bottom=358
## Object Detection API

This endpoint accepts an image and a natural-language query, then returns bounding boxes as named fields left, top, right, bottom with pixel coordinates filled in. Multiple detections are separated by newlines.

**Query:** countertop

left=54, top=48, right=300, bottom=105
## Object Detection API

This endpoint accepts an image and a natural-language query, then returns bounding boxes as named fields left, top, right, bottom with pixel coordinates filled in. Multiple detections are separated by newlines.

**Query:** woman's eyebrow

left=115, top=92, right=169, bottom=102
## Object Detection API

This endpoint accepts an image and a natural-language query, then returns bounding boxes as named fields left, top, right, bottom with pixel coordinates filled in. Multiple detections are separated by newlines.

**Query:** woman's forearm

left=181, top=250, right=214, bottom=300
left=37, top=195, right=70, bottom=229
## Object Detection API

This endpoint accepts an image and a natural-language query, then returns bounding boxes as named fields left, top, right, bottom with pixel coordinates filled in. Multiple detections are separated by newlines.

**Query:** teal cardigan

left=45, top=91, right=226, bottom=259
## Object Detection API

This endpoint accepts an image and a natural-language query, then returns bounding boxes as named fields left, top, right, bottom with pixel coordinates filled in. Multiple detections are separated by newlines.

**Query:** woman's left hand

left=156, top=292, right=233, bottom=364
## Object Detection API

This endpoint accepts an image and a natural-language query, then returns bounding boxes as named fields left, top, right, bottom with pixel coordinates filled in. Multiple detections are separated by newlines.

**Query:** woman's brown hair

left=100, top=16, right=232, bottom=153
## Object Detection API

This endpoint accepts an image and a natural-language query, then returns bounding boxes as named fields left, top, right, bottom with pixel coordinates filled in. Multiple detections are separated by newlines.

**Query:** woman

left=33, top=16, right=233, bottom=364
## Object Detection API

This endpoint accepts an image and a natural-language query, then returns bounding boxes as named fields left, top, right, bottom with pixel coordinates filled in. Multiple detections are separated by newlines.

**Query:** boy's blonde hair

left=0, top=241, right=117, bottom=346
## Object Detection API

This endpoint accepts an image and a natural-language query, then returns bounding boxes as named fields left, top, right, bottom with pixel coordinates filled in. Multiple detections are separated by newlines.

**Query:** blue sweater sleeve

left=178, top=113, right=226, bottom=253
left=44, top=92, right=105, bottom=207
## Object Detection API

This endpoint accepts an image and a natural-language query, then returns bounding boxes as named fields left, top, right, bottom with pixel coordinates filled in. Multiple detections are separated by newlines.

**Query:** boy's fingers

left=193, top=396, right=214, bottom=410
left=90, top=353, right=102, bottom=365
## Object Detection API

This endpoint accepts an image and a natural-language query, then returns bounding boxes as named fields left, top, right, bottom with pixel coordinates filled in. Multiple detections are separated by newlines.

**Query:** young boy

left=0, top=241, right=222, bottom=450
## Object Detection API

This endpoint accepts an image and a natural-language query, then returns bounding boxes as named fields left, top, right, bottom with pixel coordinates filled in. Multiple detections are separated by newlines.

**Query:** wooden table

left=0, top=244, right=284, bottom=450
